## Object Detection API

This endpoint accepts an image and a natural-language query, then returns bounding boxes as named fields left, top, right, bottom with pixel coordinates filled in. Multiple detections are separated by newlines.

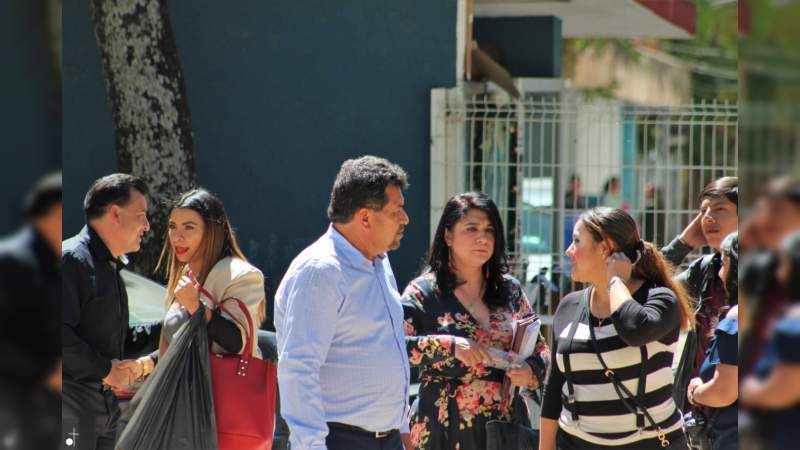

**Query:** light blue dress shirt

left=274, top=225, right=410, bottom=450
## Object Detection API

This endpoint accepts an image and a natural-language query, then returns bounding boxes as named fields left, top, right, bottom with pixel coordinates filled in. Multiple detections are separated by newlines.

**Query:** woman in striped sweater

left=540, top=207, right=695, bottom=449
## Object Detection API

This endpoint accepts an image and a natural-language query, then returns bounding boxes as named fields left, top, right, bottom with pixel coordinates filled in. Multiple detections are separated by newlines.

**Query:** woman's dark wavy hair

left=425, top=192, right=510, bottom=310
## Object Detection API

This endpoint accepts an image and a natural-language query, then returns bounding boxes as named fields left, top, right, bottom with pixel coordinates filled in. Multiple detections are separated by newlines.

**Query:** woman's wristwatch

left=608, top=276, right=624, bottom=289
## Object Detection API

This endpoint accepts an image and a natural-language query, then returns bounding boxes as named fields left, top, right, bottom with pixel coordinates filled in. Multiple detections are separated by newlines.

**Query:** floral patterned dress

left=402, top=274, right=548, bottom=450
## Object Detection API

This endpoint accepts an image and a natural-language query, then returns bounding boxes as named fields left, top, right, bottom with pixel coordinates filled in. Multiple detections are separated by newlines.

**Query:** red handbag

left=198, top=284, right=277, bottom=450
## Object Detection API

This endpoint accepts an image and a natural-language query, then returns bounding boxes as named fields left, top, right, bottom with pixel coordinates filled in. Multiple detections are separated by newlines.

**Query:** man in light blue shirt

left=275, top=156, right=411, bottom=450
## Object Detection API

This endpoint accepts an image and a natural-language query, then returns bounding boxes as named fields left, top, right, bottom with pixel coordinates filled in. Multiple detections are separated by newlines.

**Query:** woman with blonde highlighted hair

left=124, top=188, right=266, bottom=378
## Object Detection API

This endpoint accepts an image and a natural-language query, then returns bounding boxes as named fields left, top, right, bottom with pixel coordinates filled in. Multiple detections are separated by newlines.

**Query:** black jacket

left=662, top=236, right=722, bottom=304
left=662, top=235, right=728, bottom=410
left=0, top=226, right=60, bottom=384
left=62, top=225, right=129, bottom=383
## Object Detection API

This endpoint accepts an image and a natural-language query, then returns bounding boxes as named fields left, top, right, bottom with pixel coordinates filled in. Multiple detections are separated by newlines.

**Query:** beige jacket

left=200, top=256, right=266, bottom=359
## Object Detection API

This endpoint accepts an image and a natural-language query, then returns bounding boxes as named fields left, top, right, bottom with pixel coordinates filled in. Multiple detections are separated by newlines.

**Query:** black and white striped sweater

left=541, top=282, right=686, bottom=449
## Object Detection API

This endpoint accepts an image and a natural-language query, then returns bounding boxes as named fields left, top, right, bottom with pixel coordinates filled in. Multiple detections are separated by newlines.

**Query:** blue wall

left=63, top=1, right=458, bottom=327
left=62, top=0, right=118, bottom=234
left=0, top=0, right=61, bottom=234
left=473, top=16, right=562, bottom=78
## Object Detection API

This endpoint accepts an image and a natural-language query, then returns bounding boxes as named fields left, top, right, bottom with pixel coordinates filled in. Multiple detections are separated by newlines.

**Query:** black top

left=62, top=225, right=129, bottom=382
left=542, top=282, right=684, bottom=448
left=0, top=226, right=60, bottom=385
left=662, top=236, right=729, bottom=409
left=206, top=308, right=244, bottom=353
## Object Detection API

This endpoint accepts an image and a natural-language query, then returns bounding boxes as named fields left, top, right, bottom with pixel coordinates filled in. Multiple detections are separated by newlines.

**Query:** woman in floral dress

left=401, top=192, right=549, bottom=450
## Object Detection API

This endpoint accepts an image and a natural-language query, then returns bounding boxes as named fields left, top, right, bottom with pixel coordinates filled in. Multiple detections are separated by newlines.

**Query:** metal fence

left=430, top=85, right=738, bottom=323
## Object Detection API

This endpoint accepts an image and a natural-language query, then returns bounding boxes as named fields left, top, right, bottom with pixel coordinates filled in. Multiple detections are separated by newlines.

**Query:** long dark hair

left=156, top=188, right=248, bottom=303
left=580, top=207, right=695, bottom=331
left=425, top=192, right=510, bottom=310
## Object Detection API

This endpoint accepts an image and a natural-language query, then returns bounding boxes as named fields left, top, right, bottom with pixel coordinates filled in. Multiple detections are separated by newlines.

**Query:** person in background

left=565, top=174, right=588, bottom=210
left=740, top=177, right=800, bottom=374
left=641, top=182, right=666, bottom=245
left=601, top=177, right=627, bottom=210
left=661, top=176, right=738, bottom=409
left=0, top=172, right=62, bottom=449
left=741, top=231, right=800, bottom=450
left=686, top=232, right=739, bottom=450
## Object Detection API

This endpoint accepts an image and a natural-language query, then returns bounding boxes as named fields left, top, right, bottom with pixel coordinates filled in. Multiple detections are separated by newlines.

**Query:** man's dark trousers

left=61, top=380, right=119, bottom=450
left=325, top=426, right=403, bottom=450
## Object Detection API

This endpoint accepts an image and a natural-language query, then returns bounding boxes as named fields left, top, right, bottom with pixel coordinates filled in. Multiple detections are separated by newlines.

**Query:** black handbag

left=684, top=409, right=720, bottom=450
left=486, top=386, right=539, bottom=450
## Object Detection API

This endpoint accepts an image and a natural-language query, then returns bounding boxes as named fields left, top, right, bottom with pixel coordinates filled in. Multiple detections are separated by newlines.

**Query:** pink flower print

left=409, top=348, right=423, bottom=365
left=437, top=395, right=449, bottom=423
left=437, top=312, right=454, bottom=327
left=455, top=312, right=471, bottom=323
left=403, top=320, right=416, bottom=336
left=410, top=418, right=430, bottom=446
left=456, top=385, right=481, bottom=414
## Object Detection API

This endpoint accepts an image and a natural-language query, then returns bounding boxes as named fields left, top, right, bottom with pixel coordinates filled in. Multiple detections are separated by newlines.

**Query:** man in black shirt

left=62, top=174, right=150, bottom=450
left=0, top=172, right=62, bottom=450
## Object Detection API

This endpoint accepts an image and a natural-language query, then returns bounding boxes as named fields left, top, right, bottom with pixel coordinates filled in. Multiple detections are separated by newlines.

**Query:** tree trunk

left=90, top=0, right=196, bottom=280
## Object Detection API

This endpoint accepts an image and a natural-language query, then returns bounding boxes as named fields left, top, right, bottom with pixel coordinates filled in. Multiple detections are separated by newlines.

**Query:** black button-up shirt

left=0, top=226, right=60, bottom=385
left=62, top=225, right=129, bottom=383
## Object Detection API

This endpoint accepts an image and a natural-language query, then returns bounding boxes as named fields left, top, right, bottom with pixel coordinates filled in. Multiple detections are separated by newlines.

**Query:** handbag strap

left=192, top=277, right=255, bottom=359
left=583, top=288, right=671, bottom=448
left=561, top=288, right=588, bottom=422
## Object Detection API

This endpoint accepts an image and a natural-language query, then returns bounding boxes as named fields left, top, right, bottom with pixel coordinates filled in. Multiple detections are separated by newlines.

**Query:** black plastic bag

left=116, top=305, right=218, bottom=450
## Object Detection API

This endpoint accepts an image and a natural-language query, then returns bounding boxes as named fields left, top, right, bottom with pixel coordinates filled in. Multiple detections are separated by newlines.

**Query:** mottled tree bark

left=90, top=0, right=196, bottom=279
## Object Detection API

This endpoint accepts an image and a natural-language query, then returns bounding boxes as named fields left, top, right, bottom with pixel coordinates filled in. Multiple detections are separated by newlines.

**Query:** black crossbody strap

left=561, top=288, right=589, bottom=422
left=585, top=288, right=671, bottom=448
left=636, top=346, right=649, bottom=430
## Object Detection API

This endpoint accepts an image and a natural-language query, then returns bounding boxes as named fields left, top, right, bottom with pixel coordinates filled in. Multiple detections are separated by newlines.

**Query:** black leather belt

left=327, top=422, right=397, bottom=439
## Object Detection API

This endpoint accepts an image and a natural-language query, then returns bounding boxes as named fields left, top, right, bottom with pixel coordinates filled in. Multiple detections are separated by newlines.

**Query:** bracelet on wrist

left=136, top=357, right=153, bottom=378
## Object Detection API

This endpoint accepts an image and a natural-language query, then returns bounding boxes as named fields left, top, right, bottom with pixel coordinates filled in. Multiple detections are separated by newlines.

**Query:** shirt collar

left=328, top=224, right=385, bottom=270
left=84, top=224, right=129, bottom=267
